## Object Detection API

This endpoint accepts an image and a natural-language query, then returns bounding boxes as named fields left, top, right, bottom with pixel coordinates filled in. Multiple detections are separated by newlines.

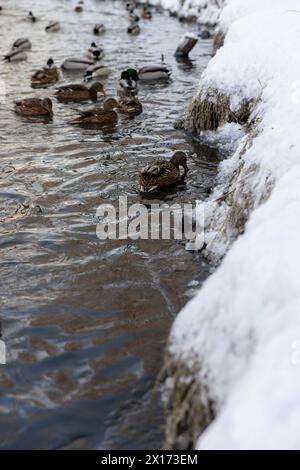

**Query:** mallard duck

left=28, top=11, right=37, bottom=23
left=138, top=65, right=171, bottom=81
left=138, top=151, right=188, bottom=192
left=118, top=96, right=142, bottom=115
left=86, top=42, right=104, bottom=61
left=4, top=49, right=27, bottom=62
left=14, top=98, right=53, bottom=118
left=118, top=68, right=139, bottom=99
left=84, top=64, right=111, bottom=81
left=129, top=10, right=140, bottom=22
left=31, top=58, right=59, bottom=88
left=141, top=6, right=152, bottom=19
left=93, top=24, right=106, bottom=35
left=55, top=81, right=105, bottom=102
left=72, top=98, right=118, bottom=127
left=61, top=57, right=92, bottom=71
left=45, top=21, right=61, bottom=32
left=127, top=22, right=140, bottom=35
left=12, top=38, right=32, bottom=51
left=74, top=3, right=83, bottom=13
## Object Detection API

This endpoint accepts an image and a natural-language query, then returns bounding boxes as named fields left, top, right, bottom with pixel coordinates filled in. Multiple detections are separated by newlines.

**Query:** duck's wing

left=141, top=161, right=172, bottom=176
left=139, top=66, right=170, bottom=74
left=56, top=84, right=86, bottom=93
left=32, top=69, right=47, bottom=80
left=77, top=107, right=103, bottom=118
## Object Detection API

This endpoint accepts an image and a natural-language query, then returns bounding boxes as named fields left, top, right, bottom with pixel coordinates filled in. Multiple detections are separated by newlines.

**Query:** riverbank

left=165, top=0, right=300, bottom=450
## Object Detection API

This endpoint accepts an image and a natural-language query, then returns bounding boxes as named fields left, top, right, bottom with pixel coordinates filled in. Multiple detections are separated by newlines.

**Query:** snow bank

left=166, top=0, right=300, bottom=450
left=146, top=0, right=225, bottom=25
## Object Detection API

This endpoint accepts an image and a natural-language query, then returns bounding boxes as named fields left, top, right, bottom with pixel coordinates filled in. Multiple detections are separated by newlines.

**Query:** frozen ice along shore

left=164, top=0, right=300, bottom=450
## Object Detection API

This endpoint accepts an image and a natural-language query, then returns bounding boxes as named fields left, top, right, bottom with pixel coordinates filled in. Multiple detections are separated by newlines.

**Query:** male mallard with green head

left=14, top=98, right=53, bottom=118
left=31, top=58, right=59, bottom=88
left=138, top=151, right=188, bottom=192
left=118, top=68, right=139, bottom=99
left=72, top=97, right=118, bottom=126
left=55, top=81, right=105, bottom=102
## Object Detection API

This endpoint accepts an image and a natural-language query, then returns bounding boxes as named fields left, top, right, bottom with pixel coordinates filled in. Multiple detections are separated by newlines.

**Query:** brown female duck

left=14, top=98, right=53, bottom=118
left=72, top=98, right=118, bottom=127
left=138, top=151, right=188, bottom=192
left=55, top=82, right=105, bottom=102
left=31, top=59, right=59, bottom=88
left=118, top=96, right=143, bottom=115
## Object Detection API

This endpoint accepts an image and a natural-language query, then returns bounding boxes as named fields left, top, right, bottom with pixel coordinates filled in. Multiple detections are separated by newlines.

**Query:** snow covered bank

left=145, top=0, right=225, bottom=25
left=165, top=0, right=300, bottom=449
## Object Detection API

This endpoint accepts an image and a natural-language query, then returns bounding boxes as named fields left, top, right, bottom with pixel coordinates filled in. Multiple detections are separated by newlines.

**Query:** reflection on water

left=0, top=0, right=224, bottom=449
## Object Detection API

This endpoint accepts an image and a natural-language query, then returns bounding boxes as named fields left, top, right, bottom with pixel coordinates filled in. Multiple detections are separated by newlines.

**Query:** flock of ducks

left=3, top=1, right=189, bottom=193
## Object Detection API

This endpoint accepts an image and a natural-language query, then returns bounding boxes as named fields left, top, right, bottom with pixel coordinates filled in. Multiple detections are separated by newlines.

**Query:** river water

left=0, top=0, right=224, bottom=449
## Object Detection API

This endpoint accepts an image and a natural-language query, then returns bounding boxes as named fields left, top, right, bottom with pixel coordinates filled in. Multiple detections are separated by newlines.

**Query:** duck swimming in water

left=14, top=98, right=53, bottom=118
left=4, top=49, right=27, bottom=62
left=118, top=96, right=143, bottom=115
left=55, top=81, right=105, bottom=102
left=12, top=38, right=32, bottom=51
left=61, top=56, right=92, bottom=71
left=93, top=24, right=106, bottom=35
left=138, top=151, right=188, bottom=192
left=28, top=11, right=37, bottom=23
left=31, top=58, right=59, bottom=88
left=84, top=64, right=111, bottom=81
left=72, top=98, right=118, bottom=127
left=138, top=64, right=171, bottom=81
left=45, top=21, right=61, bottom=32
left=118, top=68, right=139, bottom=99
left=141, top=6, right=152, bottom=19
left=127, top=21, right=140, bottom=35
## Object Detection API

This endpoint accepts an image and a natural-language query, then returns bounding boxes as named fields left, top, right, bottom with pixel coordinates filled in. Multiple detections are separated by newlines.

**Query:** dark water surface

left=0, top=0, right=223, bottom=449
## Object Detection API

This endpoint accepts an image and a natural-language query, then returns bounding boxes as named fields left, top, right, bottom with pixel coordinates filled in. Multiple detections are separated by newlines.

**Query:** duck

left=12, top=38, right=32, bottom=51
left=72, top=98, right=118, bottom=127
left=128, top=10, right=140, bottom=22
left=118, top=96, right=143, bottom=115
left=45, top=21, right=61, bottom=32
left=138, top=64, right=171, bottom=81
left=86, top=42, right=104, bottom=61
left=93, top=24, right=106, bottom=35
left=61, top=57, right=92, bottom=71
left=141, top=6, right=152, bottom=20
left=127, top=21, right=140, bottom=35
left=118, top=68, right=139, bottom=99
left=74, top=3, right=83, bottom=13
left=31, top=58, right=59, bottom=88
left=126, top=1, right=136, bottom=11
left=84, top=64, right=111, bottom=81
left=138, top=151, right=188, bottom=192
left=14, top=98, right=53, bottom=118
left=55, top=81, right=105, bottom=102
left=4, top=49, right=27, bottom=62
left=28, top=11, right=37, bottom=23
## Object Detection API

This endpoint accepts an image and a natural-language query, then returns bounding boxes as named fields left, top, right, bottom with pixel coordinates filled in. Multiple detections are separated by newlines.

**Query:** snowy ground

left=168, top=0, right=300, bottom=450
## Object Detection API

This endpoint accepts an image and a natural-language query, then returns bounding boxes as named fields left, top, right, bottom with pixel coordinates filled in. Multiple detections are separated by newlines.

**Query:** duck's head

left=121, top=68, right=139, bottom=82
left=28, top=11, right=36, bottom=21
left=170, top=151, right=188, bottom=175
left=47, top=58, right=54, bottom=68
left=90, top=42, right=97, bottom=49
left=103, top=98, right=118, bottom=111
left=92, top=49, right=102, bottom=61
left=90, top=81, right=106, bottom=96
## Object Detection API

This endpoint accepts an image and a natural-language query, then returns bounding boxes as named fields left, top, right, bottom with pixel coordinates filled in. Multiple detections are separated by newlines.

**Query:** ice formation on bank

left=167, top=0, right=300, bottom=450
left=146, top=0, right=225, bottom=25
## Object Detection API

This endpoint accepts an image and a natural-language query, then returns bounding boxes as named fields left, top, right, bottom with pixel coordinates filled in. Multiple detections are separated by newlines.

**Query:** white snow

left=145, top=0, right=225, bottom=24
left=169, top=0, right=300, bottom=450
